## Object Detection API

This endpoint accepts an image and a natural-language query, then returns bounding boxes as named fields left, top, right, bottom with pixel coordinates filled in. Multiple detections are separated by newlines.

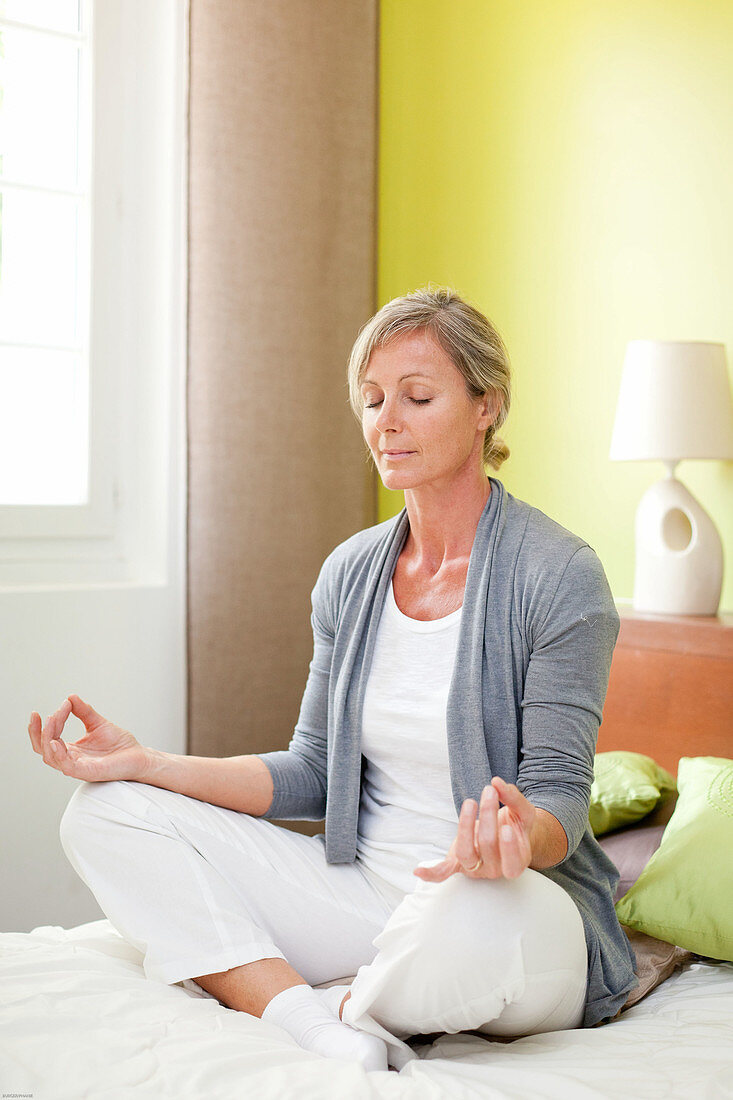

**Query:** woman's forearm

left=139, top=749, right=275, bottom=816
left=528, top=808, right=568, bottom=869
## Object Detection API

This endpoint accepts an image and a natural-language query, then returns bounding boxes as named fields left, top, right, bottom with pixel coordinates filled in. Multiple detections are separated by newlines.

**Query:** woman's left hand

left=413, top=776, right=537, bottom=883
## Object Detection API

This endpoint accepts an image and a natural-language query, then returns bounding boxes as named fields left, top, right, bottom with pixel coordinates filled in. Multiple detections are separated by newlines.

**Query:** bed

left=2, top=606, right=732, bottom=1099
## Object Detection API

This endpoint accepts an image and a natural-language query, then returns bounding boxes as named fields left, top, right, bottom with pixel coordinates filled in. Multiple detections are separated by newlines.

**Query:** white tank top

left=356, top=579, right=461, bottom=899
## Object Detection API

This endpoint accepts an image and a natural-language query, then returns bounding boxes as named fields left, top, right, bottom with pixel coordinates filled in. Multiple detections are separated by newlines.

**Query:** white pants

left=60, top=781, right=588, bottom=1066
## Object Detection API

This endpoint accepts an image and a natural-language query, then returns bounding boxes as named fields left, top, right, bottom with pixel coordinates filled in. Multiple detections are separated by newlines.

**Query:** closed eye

left=363, top=397, right=432, bottom=409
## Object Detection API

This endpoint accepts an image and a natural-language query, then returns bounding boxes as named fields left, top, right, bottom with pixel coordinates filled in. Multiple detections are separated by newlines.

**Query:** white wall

left=1, top=584, right=186, bottom=931
left=0, top=0, right=188, bottom=932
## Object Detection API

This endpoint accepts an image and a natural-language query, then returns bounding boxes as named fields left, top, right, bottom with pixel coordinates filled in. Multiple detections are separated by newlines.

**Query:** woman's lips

left=380, top=450, right=414, bottom=460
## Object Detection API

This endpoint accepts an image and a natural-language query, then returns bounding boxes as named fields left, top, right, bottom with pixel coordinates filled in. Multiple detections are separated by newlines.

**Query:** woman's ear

left=477, top=391, right=497, bottom=431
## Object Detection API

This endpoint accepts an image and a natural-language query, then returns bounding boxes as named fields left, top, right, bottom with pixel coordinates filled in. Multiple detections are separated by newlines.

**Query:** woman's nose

left=374, top=396, right=402, bottom=432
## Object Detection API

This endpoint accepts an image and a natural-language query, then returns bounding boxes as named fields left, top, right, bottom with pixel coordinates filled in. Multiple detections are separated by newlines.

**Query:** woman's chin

left=378, top=470, right=416, bottom=493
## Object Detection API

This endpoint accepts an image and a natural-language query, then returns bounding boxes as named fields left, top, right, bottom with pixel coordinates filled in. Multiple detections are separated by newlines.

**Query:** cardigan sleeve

left=254, top=562, right=334, bottom=821
left=516, top=545, right=620, bottom=863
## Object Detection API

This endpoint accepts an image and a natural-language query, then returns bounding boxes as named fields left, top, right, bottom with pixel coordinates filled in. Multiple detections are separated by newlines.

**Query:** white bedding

left=2, top=920, right=732, bottom=1099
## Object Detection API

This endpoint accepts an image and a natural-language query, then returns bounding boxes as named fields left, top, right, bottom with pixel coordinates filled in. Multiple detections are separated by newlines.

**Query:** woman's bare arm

left=30, top=696, right=274, bottom=817
left=527, top=806, right=568, bottom=869
left=140, top=749, right=274, bottom=816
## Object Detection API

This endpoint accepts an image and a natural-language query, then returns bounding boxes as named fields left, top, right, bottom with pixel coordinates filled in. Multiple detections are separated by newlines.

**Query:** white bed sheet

left=2, top=920, right=732, bottom=1100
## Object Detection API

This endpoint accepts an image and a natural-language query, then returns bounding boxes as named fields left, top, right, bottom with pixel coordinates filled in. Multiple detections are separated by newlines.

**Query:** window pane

left=0, top=26, right=81, bottom=190
left=0, top=347, right=88, bottom=504
left=0, top=190, right=81, bottom=347
left=0, top=0, right=81, bottom=35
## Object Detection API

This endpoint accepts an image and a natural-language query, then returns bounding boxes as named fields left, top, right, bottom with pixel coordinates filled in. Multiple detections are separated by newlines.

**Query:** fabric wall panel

left=188, top=0, right=377, bottom=765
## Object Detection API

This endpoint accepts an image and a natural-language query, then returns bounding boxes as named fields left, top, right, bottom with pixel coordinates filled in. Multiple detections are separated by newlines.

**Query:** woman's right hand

left=28, top=695, right=151, bottom=784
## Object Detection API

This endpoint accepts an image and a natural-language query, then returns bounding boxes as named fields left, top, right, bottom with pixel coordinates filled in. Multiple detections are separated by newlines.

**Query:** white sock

left=313, top=983, right=352, bottom=1019
left=262, top=984, right=388, bottom=1072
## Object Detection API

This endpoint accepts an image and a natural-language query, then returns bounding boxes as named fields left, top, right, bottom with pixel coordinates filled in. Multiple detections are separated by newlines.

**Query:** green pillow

left=589, top=751, right=676, bottom=836
left=615, top=756, right=733, bottom=962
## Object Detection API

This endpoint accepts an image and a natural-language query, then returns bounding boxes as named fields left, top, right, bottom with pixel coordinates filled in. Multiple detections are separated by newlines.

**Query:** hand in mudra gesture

left=414, top=776, right=537, bottom=883
left=28, top=696, right=149, bottom=784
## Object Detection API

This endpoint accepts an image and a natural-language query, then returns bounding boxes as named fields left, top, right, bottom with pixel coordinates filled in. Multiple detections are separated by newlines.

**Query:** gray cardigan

left=257, top=477, right=638, bottom=1027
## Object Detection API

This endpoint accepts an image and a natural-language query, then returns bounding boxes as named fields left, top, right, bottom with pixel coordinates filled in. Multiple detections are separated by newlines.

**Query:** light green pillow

left=615, top=756, right=733, bottom=962
left=589, top=751, right=676, bottom=836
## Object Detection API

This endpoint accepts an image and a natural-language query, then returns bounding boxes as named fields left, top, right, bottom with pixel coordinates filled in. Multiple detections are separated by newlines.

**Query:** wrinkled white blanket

left=2, top=920, right=732, bottom=1099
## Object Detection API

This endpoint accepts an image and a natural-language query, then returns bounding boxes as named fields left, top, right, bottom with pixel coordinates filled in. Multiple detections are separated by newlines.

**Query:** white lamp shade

left=609, top=340, right=733, bottom=462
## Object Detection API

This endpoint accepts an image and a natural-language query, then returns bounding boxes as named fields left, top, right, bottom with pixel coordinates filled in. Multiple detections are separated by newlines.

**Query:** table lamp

left=609, top=340, right=733, bottom=615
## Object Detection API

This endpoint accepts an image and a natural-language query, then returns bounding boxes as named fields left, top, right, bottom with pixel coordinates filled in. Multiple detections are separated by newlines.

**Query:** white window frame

left=0, top=0, right=188, bottom=587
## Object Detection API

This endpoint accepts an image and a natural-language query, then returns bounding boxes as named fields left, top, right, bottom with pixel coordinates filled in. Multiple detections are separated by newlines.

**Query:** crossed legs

left=60, top=780, right=587, bottom=1068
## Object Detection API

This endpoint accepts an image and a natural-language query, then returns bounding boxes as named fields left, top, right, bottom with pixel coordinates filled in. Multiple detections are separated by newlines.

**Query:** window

left=0, top=0, right=187, bottom=583
left=0, top=1, right=100, bottom=527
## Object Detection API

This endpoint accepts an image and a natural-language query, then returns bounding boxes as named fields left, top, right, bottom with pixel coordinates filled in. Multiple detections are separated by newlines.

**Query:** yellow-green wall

left=378, top=0, right=733, bottom=609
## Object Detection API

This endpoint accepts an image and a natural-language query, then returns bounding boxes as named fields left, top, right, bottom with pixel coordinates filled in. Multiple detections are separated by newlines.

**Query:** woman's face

left=360, top=332, right=494, bottom=494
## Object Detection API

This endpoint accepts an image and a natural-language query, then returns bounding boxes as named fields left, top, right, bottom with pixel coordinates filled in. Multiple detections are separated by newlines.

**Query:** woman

left=30, top=287, right=636, bottom=1072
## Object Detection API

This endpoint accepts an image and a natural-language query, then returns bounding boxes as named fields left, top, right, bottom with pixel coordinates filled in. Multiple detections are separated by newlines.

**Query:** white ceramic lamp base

left=633, top=476, right=723, bottom=615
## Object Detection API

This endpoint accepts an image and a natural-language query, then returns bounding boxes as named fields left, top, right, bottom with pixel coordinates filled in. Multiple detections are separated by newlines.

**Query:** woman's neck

left=402, top=470, right=491, bottom=574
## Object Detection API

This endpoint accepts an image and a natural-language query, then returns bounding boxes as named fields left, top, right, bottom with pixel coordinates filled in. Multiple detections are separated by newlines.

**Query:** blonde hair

left=347, top=285, right=511, bottom=470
